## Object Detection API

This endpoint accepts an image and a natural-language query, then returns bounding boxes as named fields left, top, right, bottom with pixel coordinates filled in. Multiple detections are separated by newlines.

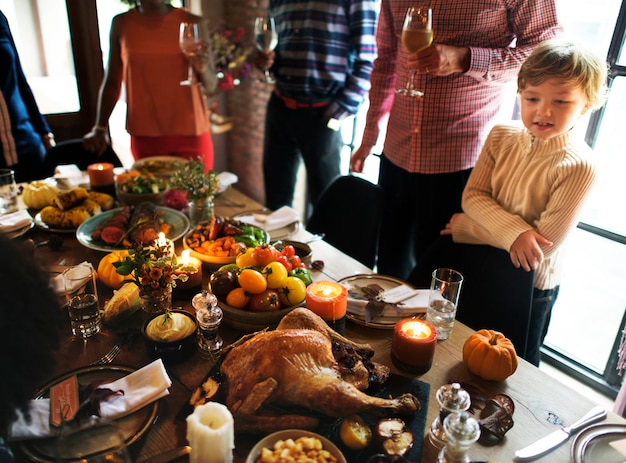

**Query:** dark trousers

left=526, top=286, right=560, bottom=366
left=263, top=93, right=342, bottom=212
left=377, top=154, right=472, bottom=279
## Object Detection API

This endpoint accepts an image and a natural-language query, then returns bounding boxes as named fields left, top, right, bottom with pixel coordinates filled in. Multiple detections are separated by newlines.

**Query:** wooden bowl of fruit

left=209, top=242, right=313, bottom=332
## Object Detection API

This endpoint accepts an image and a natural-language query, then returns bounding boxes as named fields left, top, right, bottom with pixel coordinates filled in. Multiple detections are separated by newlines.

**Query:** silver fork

left=90, top=345, right=120, bottom=366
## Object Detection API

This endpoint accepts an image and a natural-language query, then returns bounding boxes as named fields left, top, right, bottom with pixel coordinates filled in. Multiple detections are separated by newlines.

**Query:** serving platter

left=571, top=423, right=626, bottom=462
left=76, top=206, right=190, bottom=252
left=19, top=365, right=159, bottom=463
left=339, top=274, right=429, bottom=329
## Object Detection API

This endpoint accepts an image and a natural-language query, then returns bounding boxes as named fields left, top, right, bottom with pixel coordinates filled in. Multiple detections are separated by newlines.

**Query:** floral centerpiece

left=210, top=20, right=254, bottom=91
left=168, top=158, right=221, bottom=226
left=114, top=239, right=187, bottom=313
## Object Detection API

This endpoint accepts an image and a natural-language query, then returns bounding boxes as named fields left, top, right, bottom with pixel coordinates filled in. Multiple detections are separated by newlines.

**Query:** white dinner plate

left=3, top=220, right=34, bottom=239
left=338, top=274, right=429, bottom=329
left=571, top=423, right=626, bottom=462
left=233, top=209, right=299, bottom=241
left=76, top=206, right=190, bottom=252
left=34, top=212, right=81, bottom=233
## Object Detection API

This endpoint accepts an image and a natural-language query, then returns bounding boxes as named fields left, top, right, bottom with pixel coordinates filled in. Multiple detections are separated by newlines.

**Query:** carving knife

left=514, top=406, right=607, bottom=461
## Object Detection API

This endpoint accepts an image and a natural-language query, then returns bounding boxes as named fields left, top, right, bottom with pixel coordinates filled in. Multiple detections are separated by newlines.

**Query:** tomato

left=226, top=287, right=250, bottom=309
left=238, top=268, right=267, bottom=294
left=248, top=289, right=281, bottom=312
left=236, top=247, right=256, bottom=268
left=209, top=270, right=237, bottom=299
left=289, top=254, right=305, bottom=269
left=281, top=245, right=296, bottom=258
left=289, top=267, right=312, bottom=286
left=252, top=244, right=280, bottom=267
left=264, top=261, right=288, bottom=289
left=276, top=255, right=293, bottom=273
left=277, top=276, right=307, bottom=307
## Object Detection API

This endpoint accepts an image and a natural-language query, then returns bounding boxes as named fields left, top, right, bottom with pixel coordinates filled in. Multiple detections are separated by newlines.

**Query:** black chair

left=408, top=236, right=535, bottom=360
left=306, top=175, right=385, bottom=269
left=42, top=139, right=123, bottom=178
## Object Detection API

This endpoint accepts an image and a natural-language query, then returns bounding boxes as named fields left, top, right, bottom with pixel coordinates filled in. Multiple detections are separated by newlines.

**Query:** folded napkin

left=346, top=285, right=430, bottom=319
left=50, top=261, right=93, bottom=296
left=0, top=209, right=33, bottom=233
left=53, top=164, right=89, bottom=189
left=217, top=171, right=238, bottom=193
left=9, top=359, right=171, bottom=441
left=238, top=206, right=300, bottom=232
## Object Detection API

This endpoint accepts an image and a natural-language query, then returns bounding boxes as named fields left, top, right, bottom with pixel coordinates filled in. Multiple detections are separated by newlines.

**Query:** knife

left=514, top=405, right=607, bottom=461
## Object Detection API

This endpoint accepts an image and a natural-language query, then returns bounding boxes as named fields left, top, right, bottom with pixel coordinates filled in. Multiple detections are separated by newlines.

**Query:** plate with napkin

left=339, top=274, right=430, bottom=329
left=234, top=206, right=300, bottom=240
left=14, top=359, right=170, bottom=462
left=0, top=209, right=34, bottom=239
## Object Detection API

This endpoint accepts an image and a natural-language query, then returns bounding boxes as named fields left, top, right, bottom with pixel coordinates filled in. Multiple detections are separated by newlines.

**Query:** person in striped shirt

left=441, top=40, right=608, bottom=365
left=258, top=0, right=379, bottom=213
left=350, top=0, right=561, bottom=279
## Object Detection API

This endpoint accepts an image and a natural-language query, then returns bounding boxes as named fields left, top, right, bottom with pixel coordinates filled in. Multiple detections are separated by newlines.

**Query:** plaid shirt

left=362, top=0, right=561, bottom=174
left=269, top=0, right=380, bottom=119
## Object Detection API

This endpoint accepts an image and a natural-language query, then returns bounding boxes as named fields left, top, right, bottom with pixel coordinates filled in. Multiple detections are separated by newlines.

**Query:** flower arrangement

left=114, top=240, right=186, bottom=298
left=169, top=158, right=220, bottom=202
left=210, top=20, right=254, bottom=91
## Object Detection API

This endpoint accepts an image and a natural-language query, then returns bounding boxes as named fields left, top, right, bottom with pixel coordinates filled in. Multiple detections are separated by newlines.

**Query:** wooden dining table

left=9, top=186, right=626, bottom=463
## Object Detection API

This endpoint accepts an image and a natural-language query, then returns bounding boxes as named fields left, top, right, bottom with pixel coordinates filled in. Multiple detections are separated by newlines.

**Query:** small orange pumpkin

left=462, top=329, right=518, bottom=381
left=97, top=250, right=134, bottom=289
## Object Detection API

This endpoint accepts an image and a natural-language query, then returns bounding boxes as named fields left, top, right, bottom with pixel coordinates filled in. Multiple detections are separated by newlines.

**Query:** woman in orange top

left=83, top=0, right=216, bottom=169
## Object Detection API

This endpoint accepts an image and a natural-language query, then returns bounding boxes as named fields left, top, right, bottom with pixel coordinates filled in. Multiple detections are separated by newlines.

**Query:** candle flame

left=157, top=232, right=166, bottom=247
left=401, top=320, right=432, bottom=339
left=182, top=249, right=191, bottom=265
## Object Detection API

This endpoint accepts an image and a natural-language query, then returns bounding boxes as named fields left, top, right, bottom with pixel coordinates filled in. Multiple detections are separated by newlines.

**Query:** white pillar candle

left=186, top=402, right=234, bottom=463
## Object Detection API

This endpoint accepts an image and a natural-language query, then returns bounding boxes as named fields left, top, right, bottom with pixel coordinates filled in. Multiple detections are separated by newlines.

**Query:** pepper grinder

left=428, top=382, right=471, bottom=449
left=192, top=290, right=223, bottom=357
left=437, top=411, right=480, bottom=463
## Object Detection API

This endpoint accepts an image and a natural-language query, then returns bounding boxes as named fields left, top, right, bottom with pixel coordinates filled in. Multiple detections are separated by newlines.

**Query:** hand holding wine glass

left=396, top=6, right=433, bottom=98
left=254, top=14, right=278, bottom=84
left=180, top=21, right=202, bottom=86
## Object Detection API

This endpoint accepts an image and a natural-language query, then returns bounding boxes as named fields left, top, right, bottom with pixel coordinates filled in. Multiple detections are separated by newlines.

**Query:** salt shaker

left=437, top=411, right=480, bottom=463
left=193, top=291, right=223, bottom=356
left=428, top=382, right=471, bottom=449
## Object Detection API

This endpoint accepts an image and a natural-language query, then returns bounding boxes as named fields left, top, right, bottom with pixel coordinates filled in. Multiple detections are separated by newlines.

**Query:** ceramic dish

left=142, top=310, right=198, bottom=364
left=571, top=423, right=626, bottom=462
left=132, top=156, right=182, bottom=178
left=219, top=301, right=299, bottom=333
left=76, top=206, right=190, bottom=252
left=18, top=365, right=159, bottom=463
left=34, top=212, right=82, bottom=233
left=4, top=220, right=34, bottom=239
left=338, top=274, right=429, bottom=330
left=233, top=210, right=299, bottom=241
left=182, top=222, right=269, bottom=265
left=246, top=429, right=347, bottom=463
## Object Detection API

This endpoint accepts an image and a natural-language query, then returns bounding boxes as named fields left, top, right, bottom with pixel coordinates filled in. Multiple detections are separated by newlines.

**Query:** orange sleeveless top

left=120, top=8, right=210, bottom=136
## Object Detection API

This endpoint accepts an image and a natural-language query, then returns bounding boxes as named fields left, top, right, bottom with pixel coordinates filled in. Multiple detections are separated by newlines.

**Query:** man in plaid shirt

left=351, top=0, right=561, bottom=278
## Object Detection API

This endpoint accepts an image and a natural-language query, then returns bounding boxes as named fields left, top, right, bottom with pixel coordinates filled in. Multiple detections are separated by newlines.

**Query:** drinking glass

left=426, top=268, right=463, bottom=340
left=63, top=263, right=101, bottom=338
left=56, top=417, right=131, bottom=463
left=254, top=14, right=278, bottom=84
left=396, top=6, right=433, bottom=98
left=180, top=21, right=202, bottom=86
left=0, top=168, right=18, bottom=214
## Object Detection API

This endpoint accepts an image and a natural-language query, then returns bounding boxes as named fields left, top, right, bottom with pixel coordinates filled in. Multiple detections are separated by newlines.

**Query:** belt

left=274, top=89, right=332, bottom=110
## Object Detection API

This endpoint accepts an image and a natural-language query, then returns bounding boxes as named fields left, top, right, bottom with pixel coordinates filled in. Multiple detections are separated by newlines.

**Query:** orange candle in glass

left=174, top=250, right=203, bottom=291
left=87, top=163, right=114, bottom=186
left=305, top=281, right=348, bottom=332
left=391, top=318, right=437, bottom=374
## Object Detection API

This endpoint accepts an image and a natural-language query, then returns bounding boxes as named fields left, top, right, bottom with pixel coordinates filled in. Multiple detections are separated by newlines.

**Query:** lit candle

left=175, top=249, right=203, bottom=291
left=186, top=402, right=234, bottom=463
left=87, top=163, right=114, bottom=187
left=305, top=281, right=348, bottom=333
left=391, top=318, right=437, bottom=374
left=156, top=232, right=175, bottom=256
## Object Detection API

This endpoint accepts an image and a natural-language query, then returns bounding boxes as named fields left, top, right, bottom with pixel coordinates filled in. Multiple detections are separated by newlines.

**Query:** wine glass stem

left=187, top=63, right=194, bottom=83
left=408, top=69, right=416, bottom=91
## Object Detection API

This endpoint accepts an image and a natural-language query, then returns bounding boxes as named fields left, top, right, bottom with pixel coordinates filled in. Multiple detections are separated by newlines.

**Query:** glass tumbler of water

left=0, top=168, right=18, bottom=214
left=426, top=268, right=463, bottom=340
left=63, top=263, right=101, bottom=338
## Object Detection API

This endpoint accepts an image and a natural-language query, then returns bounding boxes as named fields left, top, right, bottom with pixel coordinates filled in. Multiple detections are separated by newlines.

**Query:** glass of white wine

left=396, top=6, right=433, bottom=97
left=254, top=14, right=278, bottom=84
left=179, top=21, right=202, bottom=86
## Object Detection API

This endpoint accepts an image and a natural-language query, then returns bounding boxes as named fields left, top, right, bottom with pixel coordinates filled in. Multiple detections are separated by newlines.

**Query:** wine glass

left=254, top=14, right=278, bottom=84
left=180, top=21, right=202, bottom=86
left=396, top=6, right=433, bottom=97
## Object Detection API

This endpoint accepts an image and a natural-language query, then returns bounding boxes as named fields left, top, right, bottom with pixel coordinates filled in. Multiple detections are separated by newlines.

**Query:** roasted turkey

left=220, top=308, right=420, bottom=433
